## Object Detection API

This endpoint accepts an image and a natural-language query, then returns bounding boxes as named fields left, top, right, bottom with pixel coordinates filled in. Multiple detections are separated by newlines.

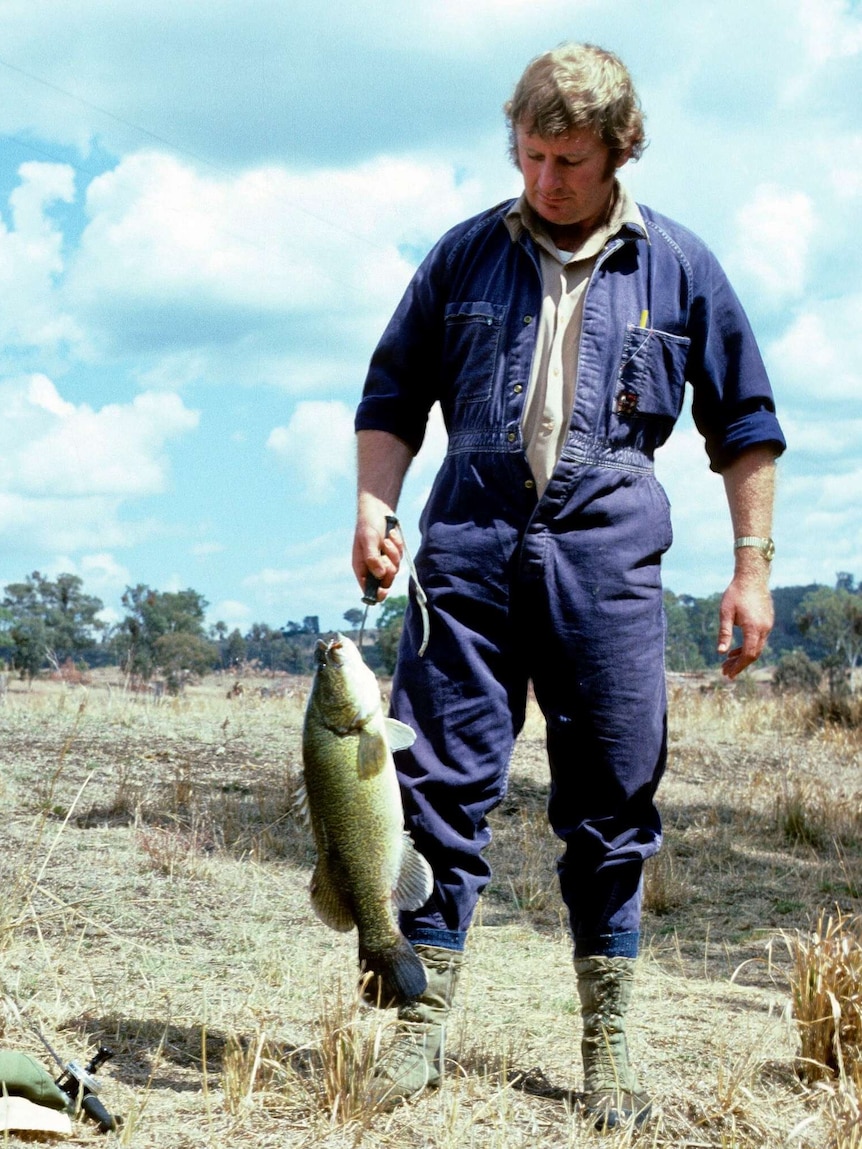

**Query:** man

left=352, top=43, right=784, bottom=1128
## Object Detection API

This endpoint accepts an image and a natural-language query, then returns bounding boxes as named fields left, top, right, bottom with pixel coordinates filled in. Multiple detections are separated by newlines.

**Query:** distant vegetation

left=1, top=570, right=860, bottom=699
left=664, top=572, right=862, bottom=695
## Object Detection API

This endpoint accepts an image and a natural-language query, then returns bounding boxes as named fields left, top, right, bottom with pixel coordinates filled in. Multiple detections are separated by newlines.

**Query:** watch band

left=734, top=536, right=775, bottom=561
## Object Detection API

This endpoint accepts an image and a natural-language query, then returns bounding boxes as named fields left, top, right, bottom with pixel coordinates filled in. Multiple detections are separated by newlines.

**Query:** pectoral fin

left=393, top=833, right=434, bottom=912
left=357, top=729, right=389, bottom=779
left=385, top=718, right=417, bottom=752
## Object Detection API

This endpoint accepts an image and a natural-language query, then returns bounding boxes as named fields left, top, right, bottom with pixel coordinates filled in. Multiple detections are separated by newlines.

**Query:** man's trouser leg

left=528, top=506, right=667, bottom=1130
left=391, top=582, right=527, bottom=943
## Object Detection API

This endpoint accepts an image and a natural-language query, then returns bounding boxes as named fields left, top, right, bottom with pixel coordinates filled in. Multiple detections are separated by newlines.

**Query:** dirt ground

left=0, top=670, right=859, bottom=1147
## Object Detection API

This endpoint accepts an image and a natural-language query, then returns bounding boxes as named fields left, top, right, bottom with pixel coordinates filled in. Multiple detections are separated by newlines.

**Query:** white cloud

left=775, top=463, right=862, bottom=585
left=796, top=0, right=862, bottom=65
left=0, top=374, right=199, bottom=556
left=0, top=162, right=83, bottom=353
left=9, top=379, right=199, bottom=496
left=243, top=529, right=358, bottom=625
left=266, top=401, right=356, bottom=503
left=78, top=551, right=132, bottom=586
left=211, top=599, right=253, bottom=632
left=411, top=404, right=448, bottom=481
left=0, top=492, right=144, bottom=552
left=766, top=297, right=861, bottom=405
left=0, top=0, right=859, bottom=627
left=656, top=423, right=729, bottom=541
left=776, top=415, right=862, bottom=478
left=398, top=403, right=449, bottom=533
left=28, top=372, right=76, bottom=417
left=67, top=150, right=485, bottom=330
left=727, top=184, right=817, bottom=301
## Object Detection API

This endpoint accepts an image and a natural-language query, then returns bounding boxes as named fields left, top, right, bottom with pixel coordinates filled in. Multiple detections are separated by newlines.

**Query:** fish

left=300, top=632, right=434, bottom=1006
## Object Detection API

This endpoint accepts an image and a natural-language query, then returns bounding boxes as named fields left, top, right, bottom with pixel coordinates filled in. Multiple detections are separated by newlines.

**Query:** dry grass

left=0, top=670, right=860, bottom=1147
left=784, top=911, right=862, bottom=1146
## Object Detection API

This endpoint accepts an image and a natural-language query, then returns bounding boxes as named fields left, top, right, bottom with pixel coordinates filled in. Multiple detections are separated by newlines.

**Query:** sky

left=1, top=0, right=860, bottom=636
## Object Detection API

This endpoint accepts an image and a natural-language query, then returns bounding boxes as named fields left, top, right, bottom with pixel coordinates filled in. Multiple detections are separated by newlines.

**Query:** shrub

left=807, top=693, right=862, bottom=729
left=773, top=649, right=822, bottom=694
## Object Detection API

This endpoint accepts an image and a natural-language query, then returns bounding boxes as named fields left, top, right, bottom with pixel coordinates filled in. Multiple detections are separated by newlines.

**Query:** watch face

left=763, top=538, right=775, bottom=561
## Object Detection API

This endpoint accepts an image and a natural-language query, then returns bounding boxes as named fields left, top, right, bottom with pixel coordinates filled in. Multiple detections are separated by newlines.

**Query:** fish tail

left=358, top=937, right=428, bottom=1008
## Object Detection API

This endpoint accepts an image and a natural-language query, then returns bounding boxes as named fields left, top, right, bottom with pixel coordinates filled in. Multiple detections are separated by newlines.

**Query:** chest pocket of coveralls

left=442, top=301, right=506, bottom=404
left=614, top=325, right=691, bottom=442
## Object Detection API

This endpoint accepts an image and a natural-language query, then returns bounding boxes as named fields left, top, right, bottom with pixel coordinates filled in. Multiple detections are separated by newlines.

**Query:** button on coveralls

left=355, top=199, right=785, bottom=958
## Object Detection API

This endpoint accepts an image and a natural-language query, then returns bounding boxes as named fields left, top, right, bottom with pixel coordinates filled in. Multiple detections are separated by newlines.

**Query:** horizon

left=2, top=1, right=860, bottom=634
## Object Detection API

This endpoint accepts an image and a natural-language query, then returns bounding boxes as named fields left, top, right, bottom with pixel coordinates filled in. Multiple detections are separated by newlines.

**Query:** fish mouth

left=315, top=636, right=344, bottom=668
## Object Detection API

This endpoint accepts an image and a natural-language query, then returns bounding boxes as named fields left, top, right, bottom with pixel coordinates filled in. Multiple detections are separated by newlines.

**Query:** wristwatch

left=734, top=536, right=775, bottom=561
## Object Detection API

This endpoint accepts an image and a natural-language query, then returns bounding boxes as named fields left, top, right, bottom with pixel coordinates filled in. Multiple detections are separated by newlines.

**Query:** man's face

left=515, top=124, right=626, bottom=235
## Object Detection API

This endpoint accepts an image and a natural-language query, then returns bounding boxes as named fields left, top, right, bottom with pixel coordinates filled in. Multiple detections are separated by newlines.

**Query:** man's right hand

left=353, top=430, right=415, bottom=602
left=352, top=496, right=403, bottom=601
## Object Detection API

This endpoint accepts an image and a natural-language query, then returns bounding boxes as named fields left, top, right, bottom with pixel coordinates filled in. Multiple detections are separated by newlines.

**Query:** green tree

left=243, top=622, right=313, bottom=672
left=376, top=595, right=408, bottom=675
left=796, top=584, right=862, bottom=696
left=154, top=631, right=219, bottom=693
left=2, top=571, right=105, bottom=678
left=663, top=591, right=706, bottom=672
left=245, top=622, right=279, bottom=668
left=344, top=607, right=365, bottom=639
left=5, top=613, right=48, bottom=681
left=111, top=585, right=215, bottom=682
left=770, top=584, right=821, bottom=659
left=685, top=592, right=725, bottom=666
left=224, top=628, right=247, bottom=668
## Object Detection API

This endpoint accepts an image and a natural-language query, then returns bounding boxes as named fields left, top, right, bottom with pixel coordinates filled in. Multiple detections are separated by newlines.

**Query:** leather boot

left=367, top=943, right=463, bottom=1109
left=575, top=955, right=652, bottom=1130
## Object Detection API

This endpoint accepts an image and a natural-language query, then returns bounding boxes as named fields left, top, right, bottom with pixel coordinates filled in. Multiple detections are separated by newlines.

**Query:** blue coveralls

left=355, top=199, right=785, bottom=959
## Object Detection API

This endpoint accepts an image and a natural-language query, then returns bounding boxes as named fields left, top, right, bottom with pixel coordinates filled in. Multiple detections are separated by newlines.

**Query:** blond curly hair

left=505, top=43, right=647, bottom=164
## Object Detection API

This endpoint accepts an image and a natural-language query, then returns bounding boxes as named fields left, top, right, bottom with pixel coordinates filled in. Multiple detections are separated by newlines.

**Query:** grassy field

left=0, top=668, right=860, bottom=1147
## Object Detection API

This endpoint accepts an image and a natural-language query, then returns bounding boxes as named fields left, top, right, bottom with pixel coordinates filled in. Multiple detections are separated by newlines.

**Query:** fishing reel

left=55, top=1045, right=122, bottom=1133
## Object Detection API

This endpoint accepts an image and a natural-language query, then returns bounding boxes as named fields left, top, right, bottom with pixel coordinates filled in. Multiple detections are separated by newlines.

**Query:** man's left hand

left=717, top=573, right=774, bottom=679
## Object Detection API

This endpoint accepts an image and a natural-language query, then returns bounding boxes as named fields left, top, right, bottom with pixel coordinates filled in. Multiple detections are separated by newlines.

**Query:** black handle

left=81, top=1092, right=121, bottom=1133
left=361, top=515, right=399, bottom=606
left=362, top=572, right=382, bottom=605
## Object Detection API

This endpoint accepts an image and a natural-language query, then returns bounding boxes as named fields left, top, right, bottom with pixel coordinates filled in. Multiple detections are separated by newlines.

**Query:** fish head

left=312, top=632, right=381, bottom=728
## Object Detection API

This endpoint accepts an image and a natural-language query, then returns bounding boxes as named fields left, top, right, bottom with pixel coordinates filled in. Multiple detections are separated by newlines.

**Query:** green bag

left=0, top=1051, right=71, bottom=1111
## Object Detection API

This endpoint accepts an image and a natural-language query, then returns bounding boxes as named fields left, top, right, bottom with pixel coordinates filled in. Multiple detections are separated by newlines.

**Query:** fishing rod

left=2, top=987, right=122, bottom=1133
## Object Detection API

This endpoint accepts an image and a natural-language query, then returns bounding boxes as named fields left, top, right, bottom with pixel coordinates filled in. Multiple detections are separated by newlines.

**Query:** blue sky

left=1, top=0, right=860, bottom=634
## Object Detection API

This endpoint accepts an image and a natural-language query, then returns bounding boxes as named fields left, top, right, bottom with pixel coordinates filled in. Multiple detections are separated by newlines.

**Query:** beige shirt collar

left=504, top=182, right=647, bottom=262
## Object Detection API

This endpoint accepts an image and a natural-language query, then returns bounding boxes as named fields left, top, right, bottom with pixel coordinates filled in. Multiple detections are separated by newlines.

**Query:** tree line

left=1, top=570, right=860, bottom=694
left=0, top=572, right=405, bottom=690
left=664, top=572, right=862, bottom=695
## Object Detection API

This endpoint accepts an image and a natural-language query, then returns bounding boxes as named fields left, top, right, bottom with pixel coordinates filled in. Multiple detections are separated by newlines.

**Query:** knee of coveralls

left=390, top=575, right=528, bottom=938
left=543, top=699, right=667, bottom=943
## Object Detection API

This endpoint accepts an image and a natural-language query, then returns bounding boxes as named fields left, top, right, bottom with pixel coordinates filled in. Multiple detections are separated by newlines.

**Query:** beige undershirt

left=505, top=184, right=647, bottom=497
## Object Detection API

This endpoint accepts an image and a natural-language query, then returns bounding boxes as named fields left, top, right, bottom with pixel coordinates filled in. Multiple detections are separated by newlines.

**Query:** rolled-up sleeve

left=686, top=250, right=786, bottom=473
left=355, top=247, right=446, bottom=455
